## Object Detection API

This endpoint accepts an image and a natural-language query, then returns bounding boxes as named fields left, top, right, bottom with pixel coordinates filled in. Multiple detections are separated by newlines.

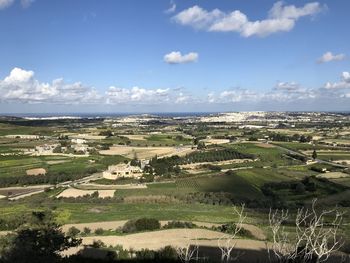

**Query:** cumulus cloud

left=1, top=67, right=349, bottom=109
left=206, top=72, right=350, bottom=105
left=0, top=0, right=14, bottom=9
left=218, top=88, right=261, bottom=102
left=164, top=51, right=198, bottom=64
left=164, top=0, right=176, bottom=14
left=0, top=68, right=183, bottom=106
left=172, top=1, right=323, bottom=37
left=274, top=81, right=302, bottom=92
left=325, top=72, right=350, bottom=90
left=318, top=52, right=346, bottom=63
left=175, top=92, right=191, bottom=104
left=0, top=68, right=102, bottom=104
left=106, top=86, right=170, bottom=104
left=0, top=0, right=35, bottom=9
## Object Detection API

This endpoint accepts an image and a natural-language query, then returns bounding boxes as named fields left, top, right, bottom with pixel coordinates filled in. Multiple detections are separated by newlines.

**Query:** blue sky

left=0, top=0, right=349, bottom=113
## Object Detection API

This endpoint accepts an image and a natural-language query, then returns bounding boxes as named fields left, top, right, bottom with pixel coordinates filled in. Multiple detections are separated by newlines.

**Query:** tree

left=52, top=146, right=62, bottom=153
left=268, top=199, right=344, bottom=263
left=1, top=212, right=81, bottom=263
left=175, top=228, right=199, bottom=263
left=91, top=191, right=99, bottom=198
left=197, top=141, right=206, bottom=150
left=312, top=150, right=317, bottom=160
left=67, top=226, right=80, bottom=237
left=218, top=204, right=246, bottom=262
left=83, top=227, right=91, bottom=235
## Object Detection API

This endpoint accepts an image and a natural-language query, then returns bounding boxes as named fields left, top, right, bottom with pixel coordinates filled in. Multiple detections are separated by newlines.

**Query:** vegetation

left=122, top=218, right=161, bottom=233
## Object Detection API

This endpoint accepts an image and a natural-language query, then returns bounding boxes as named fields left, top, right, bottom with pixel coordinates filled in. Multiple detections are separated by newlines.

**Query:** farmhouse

left=71, top=138, right=87, bottom=144
left=71, top=143, right=89, bottom=153
left=26, top=168, right=46, bottom=176
left=103, top=163, right=142, bottom=180
left=34, top=144, right=60, bottom=154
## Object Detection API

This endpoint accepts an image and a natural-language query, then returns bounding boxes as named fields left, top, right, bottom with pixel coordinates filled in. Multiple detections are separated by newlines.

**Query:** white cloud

left=274, top=81, right=301, bottom=92
left=175, top=92, right=190, bottom=103
left=0, top=68, right=186, bottom=106
left=173, top=5, right=224, bottom=30
left=318, top=52, right=346, bottom=63
left=268, top=1, right=322, bottom=20
left=2, top=67, right=349, bottom=109
left=218, top=88, right=261, bottom=102
left=106, top=86, right=170, bottom=104
left=207, top=92, right=215, bottom=103
left=164, top=0, right=176, bottom=14
left=0, top=68, right=102, bottom=104
left=0, top=0, right=35, bottom=9
left=164, top=51, right=198, bottom=64
left=0, top=0, right=14, bottom=10
left=173, top=1, right=323, bottom=37
left=325, top=72, right=350, bottom=89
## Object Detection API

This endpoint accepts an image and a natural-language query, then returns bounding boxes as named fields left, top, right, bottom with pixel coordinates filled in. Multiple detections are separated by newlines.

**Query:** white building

left=34, top=144, right=59, bottom=154
left=103, top=163, right=142, bottom=180
left=71, top=138, right=87, bottom=144
left=71, top=144, right=89, bottom=153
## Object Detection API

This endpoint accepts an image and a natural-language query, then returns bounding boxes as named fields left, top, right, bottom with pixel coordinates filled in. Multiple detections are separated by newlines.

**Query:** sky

left=0, top=0, right=349, bottom=113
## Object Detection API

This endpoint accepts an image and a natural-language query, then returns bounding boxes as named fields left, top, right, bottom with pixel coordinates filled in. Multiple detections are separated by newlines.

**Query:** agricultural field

left=0, top=113, right=349, bottom=262
left=99, top=145, right=194, bottom=159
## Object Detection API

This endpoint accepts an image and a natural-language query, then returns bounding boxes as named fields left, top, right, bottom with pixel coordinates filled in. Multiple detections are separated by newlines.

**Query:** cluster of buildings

left=70, top=138, right=89, bottom=154
left=102, top=163, right=143, bottom=180
left=32, top=144, right=60, bottom=155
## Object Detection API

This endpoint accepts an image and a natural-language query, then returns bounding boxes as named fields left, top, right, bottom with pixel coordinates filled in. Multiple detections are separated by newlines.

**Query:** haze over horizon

left=0, top=0, right=349, bottom=113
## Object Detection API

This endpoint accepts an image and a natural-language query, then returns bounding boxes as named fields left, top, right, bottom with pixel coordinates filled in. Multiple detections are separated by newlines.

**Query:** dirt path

left=75, top=183, right=147, bottom=190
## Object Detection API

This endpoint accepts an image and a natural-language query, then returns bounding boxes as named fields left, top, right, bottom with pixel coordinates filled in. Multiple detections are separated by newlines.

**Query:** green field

left=271, top=142, right=331, bottom=151
left=0, top=154, right=127, bottom=178
left=223, top=143, right=302, bottom=167
left=113, top=168, right=294, bottom=201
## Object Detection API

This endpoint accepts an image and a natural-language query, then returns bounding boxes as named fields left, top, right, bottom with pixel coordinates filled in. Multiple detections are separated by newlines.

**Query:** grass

left=103, top=133, right=193, bottom=147
left=114, top=168, right=293, bottom=201
left=0, top=198, right=256, bottom=225
left=53, top=202, right=255, bottom=224
left=272, top=142, right=332, bottom=151
left=224, top=143, right=301, bottom=167
left=317, top=152, right=350, bottom=161
left=330, top=177, right=350, bottom=187
left=0, top=123, right=57, bottom=136
left=0, top=154, right=127, bottom=178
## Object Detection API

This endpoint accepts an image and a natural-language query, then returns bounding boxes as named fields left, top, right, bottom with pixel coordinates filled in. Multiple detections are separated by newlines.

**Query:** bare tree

left=218, top=204, right=246, bottom=262
left=176, top=228, right=199, bottom=263
left=268, top=199, right=344, bottom=263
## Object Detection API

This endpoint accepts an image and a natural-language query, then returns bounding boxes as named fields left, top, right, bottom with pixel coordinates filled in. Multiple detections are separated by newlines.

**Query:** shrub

left=294, top=182, right=306, bottom=194
left=90, top=240, right=105, bottom=248
left=135, top=249, right=156, bottom=260
left=163, top=221, right=196, bottom=229
left=216, top=223, right=253, bottom=238
left=83, top=227, right=91, bottom=235
left=94, top=228, right=104, bottom=235
left=157, top=246, right=178, bottom=260
left=67, top=226, right=80, bottom=237
left=122, top=218, right=160, bottom=233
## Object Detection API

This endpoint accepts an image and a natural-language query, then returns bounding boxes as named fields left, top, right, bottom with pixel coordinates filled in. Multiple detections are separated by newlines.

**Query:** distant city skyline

left=0, top=0, right=349, bottom=112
